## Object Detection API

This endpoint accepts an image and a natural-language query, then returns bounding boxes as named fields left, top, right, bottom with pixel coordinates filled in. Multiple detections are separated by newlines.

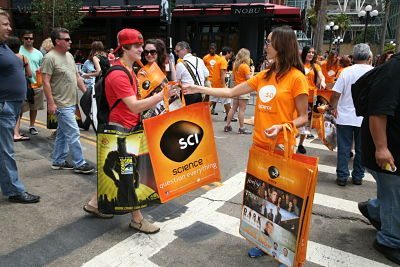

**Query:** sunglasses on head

left=24, top=37, right=33, bottom=40
left=143, top=49, right=157, bottom=56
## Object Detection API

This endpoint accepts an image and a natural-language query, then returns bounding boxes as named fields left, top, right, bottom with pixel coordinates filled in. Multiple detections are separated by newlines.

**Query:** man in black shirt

left=0, top=9, right=40, bottom=204
left=358, top=52, right=400, bottom=264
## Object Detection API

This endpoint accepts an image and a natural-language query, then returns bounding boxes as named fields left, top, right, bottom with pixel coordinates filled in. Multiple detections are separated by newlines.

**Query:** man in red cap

left=84, top=28, right=178, bottom=234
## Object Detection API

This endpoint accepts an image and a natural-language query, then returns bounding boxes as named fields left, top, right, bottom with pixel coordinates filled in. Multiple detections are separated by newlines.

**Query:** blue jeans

left=336, top=124, right=364, bottom=181
left=0, top=101, right=26, bottom=196
left=367, top=169, right=400, bottom=248
left=53, top=105, right=86, bottom=168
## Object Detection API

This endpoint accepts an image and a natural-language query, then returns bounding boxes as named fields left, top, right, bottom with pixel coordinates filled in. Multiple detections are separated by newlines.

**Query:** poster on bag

left=311, top=90, right=337, bottom=150
left=240, top=145, right=318, bottom=267
left=143, top=102, right=221, bottom=202
left=97, top=125, right=160, bottom=214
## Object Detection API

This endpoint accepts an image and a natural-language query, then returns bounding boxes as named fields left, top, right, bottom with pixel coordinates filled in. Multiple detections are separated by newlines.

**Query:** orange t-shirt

left=304, top=63, right=321, bottom=90
left=234, top=63, right=251, bottom=85
left=212, top=56, right=228, bottom=88
left=247, top=68, right=308, bottom=148
left=320, top=61, right=342, bottom=83
left=203, top=54, right=220, bottom=81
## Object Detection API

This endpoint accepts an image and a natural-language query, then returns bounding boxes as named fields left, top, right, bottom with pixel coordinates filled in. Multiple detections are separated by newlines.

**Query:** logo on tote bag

left=160, top=121, right=204, bottom=162
left=268, top=166, right=280, bottom=179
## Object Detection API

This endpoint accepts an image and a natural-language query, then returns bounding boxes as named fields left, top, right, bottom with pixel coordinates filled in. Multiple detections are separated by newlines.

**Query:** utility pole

left=314, top=0, right=327, bottom=55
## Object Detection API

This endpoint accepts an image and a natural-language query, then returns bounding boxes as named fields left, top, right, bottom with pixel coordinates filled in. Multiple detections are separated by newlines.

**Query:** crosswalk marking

left=84, top=169, right=385, bottom=267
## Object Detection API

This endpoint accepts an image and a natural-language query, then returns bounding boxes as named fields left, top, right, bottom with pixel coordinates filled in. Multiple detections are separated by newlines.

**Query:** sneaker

left=336, top=178, right=347, bottom=186
left=373, top=239, right=400, bottom=265
left=306, top=134, right=314, bottom=139
left=352, top=178, right=363, bottom=185
left=297, top=145, right=307, bottom=154
left=29, top=127, right=39, bottom=135
left=224, top=125, right=232, bottom=132
left=8, top=192, right=40, bottom=204
left=248, top=247, right=266, bottom=258
left=129, top=218, right=160, bottom=234
left=211, top=109, right=218, bottom=115
left=74, top=163, right=95, bottom=174
left=51, top=161, right=74, bottom=170
left=358, top=201, right=381, bottom=230
left=238, top=127, right=252, bottom=134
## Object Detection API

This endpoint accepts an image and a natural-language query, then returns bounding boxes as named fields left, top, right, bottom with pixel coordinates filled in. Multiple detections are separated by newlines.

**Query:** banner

left=97, top=124, right=160, bottom=214
left=311, top=90, right=337, bottom=150
left=239, top=125, right=318, bottom=266
left=143, top=102, right=221, bottom=202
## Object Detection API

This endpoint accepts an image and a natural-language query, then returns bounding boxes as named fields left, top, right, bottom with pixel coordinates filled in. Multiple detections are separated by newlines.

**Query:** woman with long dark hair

left=183, top=26, right=309, bottom=259
left=141, top=38, right=176, bottom=81
left=297, top=46, right=326, bottom=154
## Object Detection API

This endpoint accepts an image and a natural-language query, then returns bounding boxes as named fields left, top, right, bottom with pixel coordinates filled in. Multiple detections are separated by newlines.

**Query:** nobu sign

left=232, top=5, right=264, bottom=16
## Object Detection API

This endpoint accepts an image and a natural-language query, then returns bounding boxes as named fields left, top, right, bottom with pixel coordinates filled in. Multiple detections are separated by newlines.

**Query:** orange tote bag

left=143, top=98, right=221, bottom=203
left=239, top=124, right=319, bottom=267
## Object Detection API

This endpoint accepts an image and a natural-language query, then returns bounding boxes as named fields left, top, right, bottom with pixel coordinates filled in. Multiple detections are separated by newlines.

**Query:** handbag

left=143, top=88, right=221, bottom=202
left=46, top=105, right=84, bottom=129
left=310, top=90, right=337, bottom=150
left=239, top=123, right=319, bottom=267
left=26, top=78, right=35, bottom=104
left=97, top=123, right=160, bottom=214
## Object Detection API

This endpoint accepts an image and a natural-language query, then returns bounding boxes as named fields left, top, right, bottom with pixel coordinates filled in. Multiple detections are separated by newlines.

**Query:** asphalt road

left=0, top=105, right=396, bottom=267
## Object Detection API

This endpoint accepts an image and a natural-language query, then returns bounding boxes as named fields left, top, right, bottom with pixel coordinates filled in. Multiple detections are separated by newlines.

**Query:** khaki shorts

left=22, top=88, right=45, bottom=113
left=210, top=95, right=231, bottom=105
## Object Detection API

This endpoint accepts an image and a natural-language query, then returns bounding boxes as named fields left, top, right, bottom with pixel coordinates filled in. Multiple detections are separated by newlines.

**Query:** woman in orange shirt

left=320, top=51, right=341, bottom=89
left=297, top=46, right=326, bottom=154
left=183, top=26, right=308, bottom=259
left=224, top=48, right=253, bottom=134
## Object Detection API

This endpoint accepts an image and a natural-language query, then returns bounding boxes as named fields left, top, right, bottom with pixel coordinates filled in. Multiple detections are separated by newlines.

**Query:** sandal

left=83, top=204, right=114, bottom=219
left=129, top=218, right=160, bottom=234
left=14, top=136, right=30, bottom=142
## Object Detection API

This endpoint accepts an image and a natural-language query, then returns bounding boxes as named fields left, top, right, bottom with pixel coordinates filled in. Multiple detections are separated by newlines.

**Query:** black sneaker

left=297, top=145, right=307, bottom=154
left=358, top=201, right=381, bottom=230
left=336, top=178, right=347, bottom=186
left=29, top=127, right=39, bottom=135
left=238, top=127, right=252, bottom=134
left=8, top=192, right=40, bottom=204
left=373, top=239, right=400, bottom=265
left=74, top=163, right=95, bottom=174
left=51, top=161, right=74, bottom=170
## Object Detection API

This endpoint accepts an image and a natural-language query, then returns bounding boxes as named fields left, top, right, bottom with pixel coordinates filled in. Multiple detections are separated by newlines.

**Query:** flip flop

left=14, top=136, right=30, bottom=142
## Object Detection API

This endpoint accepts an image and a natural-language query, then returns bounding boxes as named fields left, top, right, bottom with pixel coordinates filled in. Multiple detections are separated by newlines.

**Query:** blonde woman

left=40, top=38, right=54, bottom=55
left=224, top=48, right=253, bottom=134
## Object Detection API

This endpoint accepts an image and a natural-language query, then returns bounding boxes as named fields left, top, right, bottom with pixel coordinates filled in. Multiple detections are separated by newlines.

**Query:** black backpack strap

left=184, top=58, right=202, bottom=86
left=103, top=65, right=134, bottom=112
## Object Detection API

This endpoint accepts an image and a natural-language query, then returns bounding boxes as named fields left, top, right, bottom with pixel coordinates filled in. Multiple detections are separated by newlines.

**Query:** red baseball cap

left=114, top=28, right=144, bottom=53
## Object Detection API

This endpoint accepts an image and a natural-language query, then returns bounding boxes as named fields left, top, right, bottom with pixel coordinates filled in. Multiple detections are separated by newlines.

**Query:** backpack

left=95, top=54, right=111, bottom=82
left=95, top=65, right=133, bottom=127
left=351, top=53, right=400, bottom=117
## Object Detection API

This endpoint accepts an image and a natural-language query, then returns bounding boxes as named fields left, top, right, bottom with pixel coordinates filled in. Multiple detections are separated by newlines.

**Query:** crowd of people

left=0, top=7, right=399, bottom=265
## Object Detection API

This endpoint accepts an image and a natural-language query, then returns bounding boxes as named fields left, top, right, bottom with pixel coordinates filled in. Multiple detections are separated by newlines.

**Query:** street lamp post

left=358, top=5, right=379, bottom=43
left=333, top=36, right=344, bottom=53
left=325, top=22, right=339, bottom=52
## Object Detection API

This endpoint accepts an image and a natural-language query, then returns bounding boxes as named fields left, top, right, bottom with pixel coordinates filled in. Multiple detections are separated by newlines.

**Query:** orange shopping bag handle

left=268, top=122, right=297, bottom=159
left=163, top=81, right=186, bottom=112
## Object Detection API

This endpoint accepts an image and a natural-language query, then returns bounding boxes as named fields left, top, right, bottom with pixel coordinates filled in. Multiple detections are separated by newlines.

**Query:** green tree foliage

left=30, top=0, right=85, bottom=37
left=333, top=13, right=350, bottom=36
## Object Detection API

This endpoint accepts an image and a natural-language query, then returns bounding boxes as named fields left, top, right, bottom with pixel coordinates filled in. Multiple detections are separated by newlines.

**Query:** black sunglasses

left=57, top=38, right=71, bottom=42
left=24, top=37, right=33, bottom=40
left=143, top=49, right=157, bottom=56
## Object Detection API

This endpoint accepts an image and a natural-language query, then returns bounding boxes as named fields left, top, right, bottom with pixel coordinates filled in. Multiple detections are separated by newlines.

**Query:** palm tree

left=379, top=0, right=391, bottom=55
left=333, top=13, right=350, bottom=38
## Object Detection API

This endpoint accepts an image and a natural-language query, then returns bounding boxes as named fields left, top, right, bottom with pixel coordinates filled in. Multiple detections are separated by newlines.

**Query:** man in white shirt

left=175, top=41, right=209, bottom=105
left=330, top=43, right=373, bottom=186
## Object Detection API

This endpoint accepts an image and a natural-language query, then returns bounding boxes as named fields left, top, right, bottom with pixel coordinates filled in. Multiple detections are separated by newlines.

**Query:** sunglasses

left=265, top=39, right=271, bottom=46
left=143, top=49, right=157, bottom=56
left=57, top=38, right=71, bottom=42
left=24, top=37, right=33, bottom=40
